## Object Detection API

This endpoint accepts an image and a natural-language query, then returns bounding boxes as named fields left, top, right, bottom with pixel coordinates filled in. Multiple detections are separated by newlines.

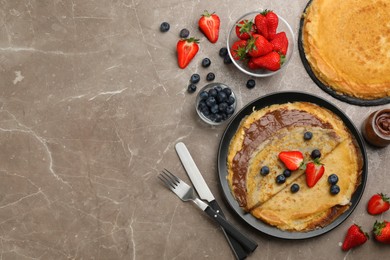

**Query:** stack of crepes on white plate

left=302, top=0, right=390, bottom=100
left=227, top=102, right=363, bottom=231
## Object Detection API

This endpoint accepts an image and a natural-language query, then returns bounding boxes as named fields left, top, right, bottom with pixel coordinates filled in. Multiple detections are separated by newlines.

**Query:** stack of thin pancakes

left=302, top=0, right=390, bottom=100
left=227, top=102, right=363, bottom=231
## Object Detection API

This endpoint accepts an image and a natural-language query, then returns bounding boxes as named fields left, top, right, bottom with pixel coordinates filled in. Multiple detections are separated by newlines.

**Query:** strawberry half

left=271, top=32, right=288, bottom=55
left=176, top=38, right=199, bottom=69
left=198, top=10, right=220, bottom=43
left=342, top=224, right=369, bottom=251
left=367, top=193, right=390, bottom=215
left=373, top=221, right=390, bottom=244
left=278, top=151, right=303, bottom=171
left=235, top=19, right=255, bottom=40
left=247, top=34, right=273, bottom=57
left=305, top=160, right=325, bottom=188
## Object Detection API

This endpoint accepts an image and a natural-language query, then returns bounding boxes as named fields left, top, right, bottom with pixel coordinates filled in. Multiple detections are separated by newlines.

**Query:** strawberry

left=367, top=193, right=390, bottom=215
left=271, top=32, right=288, bottom=55
left=278, top=151, right=304, bottom=171
left=342, top=224, right=369, bottom=251
left=251, top=51, right=283, bottom=71
left=247, top=34, right=273, bottom=57
left=373, top=221, right=390, bottom=244
left=235, top=19, right=255, bottom=40
left=254, top=12, right=268, bottom=39
left=176, top=38, right=199, bottom=69
left=265, top=11, right=279, bottom=40
left=305, top=160, right=325, bottom=188
left=198, top=10, right=220, bottom=43
left=230, top=39, right=248, bottom=60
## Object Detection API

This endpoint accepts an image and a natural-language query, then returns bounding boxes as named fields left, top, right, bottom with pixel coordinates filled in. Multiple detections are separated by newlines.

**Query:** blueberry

left=216, top=91, right=227, bottom=103
left=219, top=102, right=228, bottom=112
left=304, top=131, right=313, bottom=140
left=202, top=58, right=211, bottom=68
left=198, top=100, right=207, bottom=110
left=210, top=104, right=219, bottom=114
left=276, top=174, right=286, bottom=184
left=206, top=72, right=215, bottom=81
left=190, top=74, right=200, bottom=84
left=179, top=28, right=189, bottom=38
left=283, top=169, right=292, bottom=178
left=219, top=47, right=228, bottom=57
left=199, top=91, right=208, bottom=100
left=311, top=149, right=321, bottom=159
left=223, top=55, right=232, bottom=64
left=215, top=113, right=222, bottom=122
left=160, top=22, right=170, bottom=32
left=209, top=88, right=217, bottom=97
left=290, top=183, right=300, bottom=193
left=222, top=87, right=232, bottom=96
left=260, top=166, right=270, bottom=176
left=227, top=96, right=235, bottom=105
left=330, top=184, right=340, bottom=195
left=221, top=113, right=228, bottom=121
left=205, top=96, right=216, bottom=107
left=187, top=83, right=197, bottom=93
left=207, top=113, right=216, bottom=121
left=226, top=106, right=235, bottom=115
left=201, top=107, right=210, bottom=116
left=215, top=86, right=222, bottom=92
left=328, top=174, right=339, bottom=185
left=246, top=79, right=256, bottom=89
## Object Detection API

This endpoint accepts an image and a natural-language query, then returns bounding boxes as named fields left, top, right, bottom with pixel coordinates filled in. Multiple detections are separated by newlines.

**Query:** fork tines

left=158, top=169, right=180, bottom=189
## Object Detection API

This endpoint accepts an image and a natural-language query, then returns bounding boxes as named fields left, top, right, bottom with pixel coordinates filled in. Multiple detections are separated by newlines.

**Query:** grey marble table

left=0, top=0, right=389, bottom=259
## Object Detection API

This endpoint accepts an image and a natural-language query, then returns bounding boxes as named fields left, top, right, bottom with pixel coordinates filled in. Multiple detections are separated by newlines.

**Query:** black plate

left=298, top=0, right=390, bottom=106
left=217, top=91, right=368, bottom=239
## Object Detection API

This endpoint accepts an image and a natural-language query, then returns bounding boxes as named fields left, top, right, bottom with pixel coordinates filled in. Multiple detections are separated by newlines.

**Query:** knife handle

left=204, top=206, right=258, bottom=253
left=209, top=200, right=249, bottom=259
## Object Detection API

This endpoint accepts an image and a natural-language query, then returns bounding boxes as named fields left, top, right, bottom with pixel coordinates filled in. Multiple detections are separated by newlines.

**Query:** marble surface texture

left=0, top=0, right=389, bottom=259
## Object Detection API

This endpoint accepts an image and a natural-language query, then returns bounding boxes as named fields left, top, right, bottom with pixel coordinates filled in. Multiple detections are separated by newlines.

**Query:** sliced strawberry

left=271, top=32, right=288, bottom=55
left=265, top=11, right=278, bottom=40
left=342, top=224, right=369, bottom=251
left=278, top=151, right=304, bottom=171
left=235, top=19, right=255, bottom=40
left=251, top=51, right=283, bottom=71
left=230, top=39, right=248, bottom=60
left=247, top=34, right=273, bottom=57
left=198, top=10, right=220, bottom=43
left=367, top=193, right=390, bottom=215
left=176, top=38, right=199, bottom=69
left=373, top=221, right=390, bottom=244
left=305, top=161, right=325, bottom=188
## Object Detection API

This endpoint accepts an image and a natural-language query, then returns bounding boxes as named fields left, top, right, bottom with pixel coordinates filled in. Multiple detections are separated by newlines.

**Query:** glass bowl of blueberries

left=196, top=83, right=236, bottom=125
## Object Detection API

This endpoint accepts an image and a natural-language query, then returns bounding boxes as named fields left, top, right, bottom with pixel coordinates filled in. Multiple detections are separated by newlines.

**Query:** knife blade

left=175, top=142, right=257, bottom=258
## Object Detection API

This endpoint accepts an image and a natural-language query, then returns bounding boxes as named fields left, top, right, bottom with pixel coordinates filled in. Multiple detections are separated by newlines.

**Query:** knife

left=175, top=142, right=258, bottom=258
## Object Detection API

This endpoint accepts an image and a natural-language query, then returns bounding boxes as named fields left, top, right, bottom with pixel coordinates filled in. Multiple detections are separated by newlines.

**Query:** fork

left=158, top=169, right=258, bottom=253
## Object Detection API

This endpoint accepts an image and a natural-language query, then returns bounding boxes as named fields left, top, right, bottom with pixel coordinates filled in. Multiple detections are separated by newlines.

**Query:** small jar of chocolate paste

left=362, top=109, right=390, bottom=147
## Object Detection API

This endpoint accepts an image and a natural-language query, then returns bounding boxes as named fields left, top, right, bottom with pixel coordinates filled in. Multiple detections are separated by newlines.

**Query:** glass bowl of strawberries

left=227, top=10, right=295, bottom=77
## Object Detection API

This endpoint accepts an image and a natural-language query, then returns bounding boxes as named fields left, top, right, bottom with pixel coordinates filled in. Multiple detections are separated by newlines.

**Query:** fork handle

left=204, top=206, right=258, bottom=252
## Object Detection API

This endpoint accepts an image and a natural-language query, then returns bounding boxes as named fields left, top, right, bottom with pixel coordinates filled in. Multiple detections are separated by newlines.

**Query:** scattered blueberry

left=330, top=184, right=340, bottom=195
left=219, top=47, right=228, bottom=57
left=202, top=58, right=211, bottom=68
left=304, top=131, right=313, bottom=140
left=223, top=55, right=232, bottom=64
left=276, top=174, right=286, bottom=184
left=179, top=28, right=190, bottom=38
left=160, top=22, right=170, bottom=32
left=260, top=166, right=270, bottom=176
left=246, top=79, right=256, bottom=89
left=311, top=149, right=321, bottom=159
left=206, top=73, right=215, bottom=81
left=328, top=174, right=339, bottom=185
left=199, top=91, right=208, bottom=100
left=283, top=169, right=292, bottom=178
left=187, top=83, right=197, bottom=93
left=190, top=74, right=200, bottom=84
left=290, top=183, right=300, bottom=193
